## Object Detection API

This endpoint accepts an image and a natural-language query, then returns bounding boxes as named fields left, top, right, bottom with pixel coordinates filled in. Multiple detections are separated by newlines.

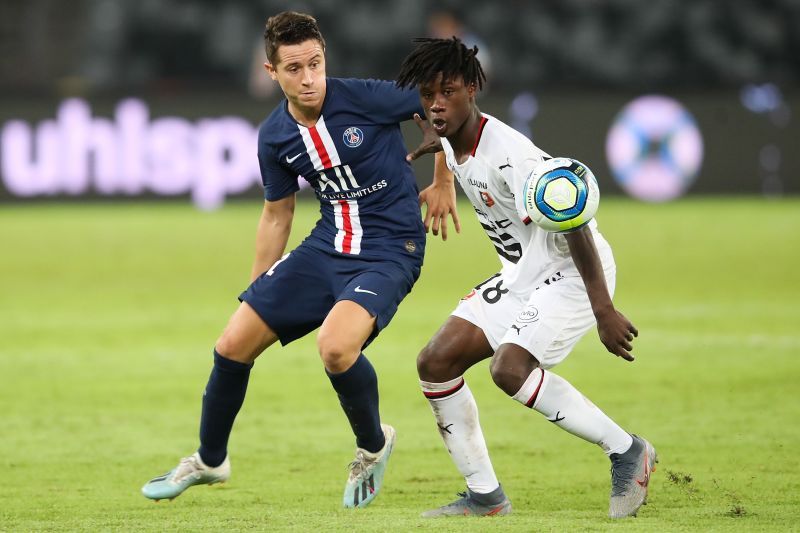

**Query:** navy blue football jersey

left=257, top=77, right=426, bottom=260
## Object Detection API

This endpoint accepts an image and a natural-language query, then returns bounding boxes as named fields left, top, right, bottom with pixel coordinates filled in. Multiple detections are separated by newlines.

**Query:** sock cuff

left=512, top=367, right=547, bottom=408
left=420, top=376, right=466, bottom=400
left=468, top=484, right=506, bottom=504
left=326, top=353, right=377, bottom=397
left=326, top=353, right=371, bottom=378
left=213, top=349, right=253, bottom=373
left=607, top=433, right=635, bottom=456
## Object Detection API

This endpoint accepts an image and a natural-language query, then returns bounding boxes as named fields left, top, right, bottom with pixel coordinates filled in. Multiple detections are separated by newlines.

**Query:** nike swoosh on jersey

left=286, top=152, right=303, bottom=163
left=354, top=286, right=378, bottom=296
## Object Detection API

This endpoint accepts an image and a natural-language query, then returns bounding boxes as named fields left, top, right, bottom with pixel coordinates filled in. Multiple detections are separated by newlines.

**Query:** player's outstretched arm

left=251, top=195, right=295, bottom=281
left=419, top=152, right=461, bottom=241
left=406, top=113, right=443, bottom=162
left=405, top=112, right=459, bottom=240
left=565, top=226, right=638, bottom=361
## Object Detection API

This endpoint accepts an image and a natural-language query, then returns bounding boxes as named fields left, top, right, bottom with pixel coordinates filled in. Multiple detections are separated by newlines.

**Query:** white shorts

left=452, top=268, right=616, bottom=369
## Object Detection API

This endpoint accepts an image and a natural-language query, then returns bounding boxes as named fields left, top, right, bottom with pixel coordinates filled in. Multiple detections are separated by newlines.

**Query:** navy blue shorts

left=239, top=243, right=422, bottom=347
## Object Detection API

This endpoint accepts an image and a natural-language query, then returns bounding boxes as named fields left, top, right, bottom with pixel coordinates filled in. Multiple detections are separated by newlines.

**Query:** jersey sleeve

left=258, top=131, right=299, bottom=201
left=351, top=79, right=424, bottom=123
left=508, top=152, right=550, bottom=223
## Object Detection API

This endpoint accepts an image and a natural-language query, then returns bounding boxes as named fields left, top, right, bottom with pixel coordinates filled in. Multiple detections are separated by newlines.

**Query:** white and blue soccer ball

left=522, top=157, right=600, bottom=233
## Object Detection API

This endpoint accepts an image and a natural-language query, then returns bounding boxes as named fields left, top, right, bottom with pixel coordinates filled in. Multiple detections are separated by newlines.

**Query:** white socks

left=512, top=368, right=633, bottom=455
left=420, top=368, right=632, bottom=494
left=420, top=377, right=500, bottom=494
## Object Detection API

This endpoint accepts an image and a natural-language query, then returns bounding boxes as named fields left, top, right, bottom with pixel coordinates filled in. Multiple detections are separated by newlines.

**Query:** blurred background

left=0, top=0, right=797, bottom=208
left=2, top=3, right=799, bottom=529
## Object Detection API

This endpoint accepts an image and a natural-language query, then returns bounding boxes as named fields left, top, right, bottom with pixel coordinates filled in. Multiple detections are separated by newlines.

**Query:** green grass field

left=1, top=197, right=799, bottom=532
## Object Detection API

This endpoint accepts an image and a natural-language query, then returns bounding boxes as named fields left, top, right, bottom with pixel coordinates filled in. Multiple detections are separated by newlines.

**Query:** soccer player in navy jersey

left=141, top=12, right=458, bottom=508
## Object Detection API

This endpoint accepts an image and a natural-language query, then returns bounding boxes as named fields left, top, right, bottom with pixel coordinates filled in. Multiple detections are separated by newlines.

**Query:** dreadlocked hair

left=396, top=37, right=486, bottom=91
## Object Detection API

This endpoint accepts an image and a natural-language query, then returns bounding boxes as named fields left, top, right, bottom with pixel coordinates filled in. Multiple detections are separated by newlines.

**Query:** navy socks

left=198, top=350, right=252, bottom=467
left=327, top=354, right=385, bottom=453
left=198, top=351, right=383, bottom=465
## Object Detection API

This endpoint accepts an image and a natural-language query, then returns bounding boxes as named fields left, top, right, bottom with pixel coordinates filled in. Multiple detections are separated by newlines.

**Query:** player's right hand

left=407, top=113, right=443, bottom=161
left=419, top=182, right=461, bottom=241
left=596, top=308, right=638, bottom=362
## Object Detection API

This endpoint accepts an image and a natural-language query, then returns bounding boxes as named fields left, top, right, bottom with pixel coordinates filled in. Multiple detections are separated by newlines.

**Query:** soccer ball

left=522, top=157, right=600, bottom=233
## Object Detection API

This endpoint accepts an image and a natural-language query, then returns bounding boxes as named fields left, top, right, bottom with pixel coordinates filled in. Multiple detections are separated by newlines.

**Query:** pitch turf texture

left=1, top=197, right=798, bottom=532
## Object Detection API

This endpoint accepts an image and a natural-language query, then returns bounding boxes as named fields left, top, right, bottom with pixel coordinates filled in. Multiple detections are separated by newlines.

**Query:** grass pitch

left=1, top=197, right=799, bottom=532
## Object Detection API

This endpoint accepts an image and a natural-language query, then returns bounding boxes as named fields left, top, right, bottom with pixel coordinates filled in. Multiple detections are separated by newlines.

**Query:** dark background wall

left=0, top=0, right=796, bottom=205
left=3, top=0, right=799, bottom=93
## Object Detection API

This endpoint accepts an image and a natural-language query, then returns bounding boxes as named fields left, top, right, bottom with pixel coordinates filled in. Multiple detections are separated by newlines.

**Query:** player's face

left=419, top=74, right=476, bottom=138
left=265, top=39, right=327, bottom=118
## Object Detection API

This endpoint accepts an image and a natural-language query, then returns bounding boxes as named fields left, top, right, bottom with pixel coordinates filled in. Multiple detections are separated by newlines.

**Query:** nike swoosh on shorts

left=354, top=286, right=378, bottom=295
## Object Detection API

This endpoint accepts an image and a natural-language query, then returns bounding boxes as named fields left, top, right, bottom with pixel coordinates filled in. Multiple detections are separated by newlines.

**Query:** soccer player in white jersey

left=397, top=38, right=657, bottom=519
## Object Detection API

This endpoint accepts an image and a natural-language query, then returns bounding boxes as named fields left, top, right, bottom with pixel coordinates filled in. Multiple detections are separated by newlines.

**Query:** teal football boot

left=343, top=424, right=396, bottom=508
left=141, top=452, right=230, bottom=501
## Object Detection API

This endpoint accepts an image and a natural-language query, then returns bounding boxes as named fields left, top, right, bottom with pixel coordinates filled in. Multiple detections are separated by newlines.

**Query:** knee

left=215, top=332, right=253, bottom=364
left=214, top=303, right=277, bottom=364
left=417, top=342, right=462, bottom=382
left=317, top=331, right=358, bottom=373
left=489, top=355, right=519, bottom=396
left=490, top=349, right=534, bottom=396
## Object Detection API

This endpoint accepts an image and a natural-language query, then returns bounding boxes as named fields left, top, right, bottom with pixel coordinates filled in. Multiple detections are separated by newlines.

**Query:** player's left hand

left=596, top=308, right=638, bottom=361
left=419, top=181, right=461, bottom=240
left=407, top=113, right=443, bottom=161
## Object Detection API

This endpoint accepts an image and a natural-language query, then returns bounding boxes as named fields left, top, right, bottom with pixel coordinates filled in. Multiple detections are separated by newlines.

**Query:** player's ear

left=264, top=62, right=278, bottom=81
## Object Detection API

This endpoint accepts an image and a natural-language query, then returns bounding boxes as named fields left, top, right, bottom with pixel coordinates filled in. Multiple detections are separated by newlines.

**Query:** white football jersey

left=441, top=113, right=615, bottom=292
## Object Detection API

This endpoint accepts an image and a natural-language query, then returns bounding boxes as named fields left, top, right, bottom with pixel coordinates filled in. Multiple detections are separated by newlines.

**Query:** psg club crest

left=343, top=126, right=364, bottom=148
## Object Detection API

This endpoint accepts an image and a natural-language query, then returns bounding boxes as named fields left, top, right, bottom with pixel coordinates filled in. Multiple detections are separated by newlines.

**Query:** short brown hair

left=264, top=11, right=326, bottom=65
